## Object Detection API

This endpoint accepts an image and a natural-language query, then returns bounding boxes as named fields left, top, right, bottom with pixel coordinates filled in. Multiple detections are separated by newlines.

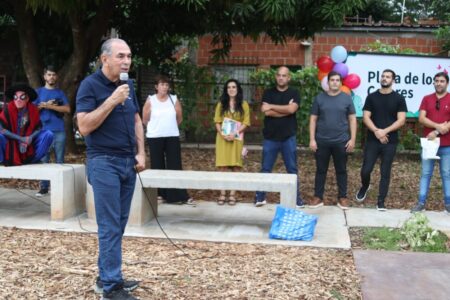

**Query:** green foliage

left=401, top=213, right=440, bottom=249
left=398, top=128, right=420, bottom=151
left=162, top=56, right=218, bottom=140
left=360, top=40, right=424, bottom=55
left=362, top=222, right=448, bottom=252
left=363, top=227, right=404, bottom=251
left=249, top=67, right=321, bottom=146
left=435, top=25, right=450, bottom=53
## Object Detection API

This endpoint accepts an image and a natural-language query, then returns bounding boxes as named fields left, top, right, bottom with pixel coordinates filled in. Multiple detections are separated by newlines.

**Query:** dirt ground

left=0, top=227, right=361, bottom=299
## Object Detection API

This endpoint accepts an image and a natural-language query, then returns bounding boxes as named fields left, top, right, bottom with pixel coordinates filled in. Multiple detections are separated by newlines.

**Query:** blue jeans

left=40, top=131, right=66, bottom=190
left=0, top=130, right=53, bottom=164
left=87, top=155, right=137, bottom=293
left=255, top=135, right=303, bottom=204
left=418, top=146, right=450, bottom=205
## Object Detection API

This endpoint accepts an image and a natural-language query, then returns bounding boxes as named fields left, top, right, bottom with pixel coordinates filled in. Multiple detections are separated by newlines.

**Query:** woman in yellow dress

left=214, top=79, right=251, bottom=205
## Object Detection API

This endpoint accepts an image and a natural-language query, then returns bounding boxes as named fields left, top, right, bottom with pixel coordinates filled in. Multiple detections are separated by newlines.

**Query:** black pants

left=314, top=142, right=348, bottom=199
left=360, top=140, right=397, bottom=203
left=147, top=136, right=189, bottom=203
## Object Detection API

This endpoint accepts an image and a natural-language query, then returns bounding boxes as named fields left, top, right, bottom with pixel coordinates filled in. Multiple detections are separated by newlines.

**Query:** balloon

left=340, top=85, right=351, bottom=95
left=332, top=63, right=349, bottom=78
left=321, top=76, right=329, bottom=91
left=331, top=45, right=348, bottom=63
left=318, top=70, right=328, bottom=81
left=343, top=73, right=361, bottom=89
left=316, top=56, right=334, bottom=73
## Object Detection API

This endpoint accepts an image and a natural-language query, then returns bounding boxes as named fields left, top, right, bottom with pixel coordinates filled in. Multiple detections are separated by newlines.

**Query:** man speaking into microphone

left=76, top=38, right=145, bottom=300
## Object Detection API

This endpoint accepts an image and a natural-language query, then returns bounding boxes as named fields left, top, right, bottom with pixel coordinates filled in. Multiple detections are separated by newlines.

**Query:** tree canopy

left=0, top=0, right=385, bottom=152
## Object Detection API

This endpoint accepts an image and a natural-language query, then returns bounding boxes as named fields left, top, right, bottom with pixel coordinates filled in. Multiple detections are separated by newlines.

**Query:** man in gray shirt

left=308, top=71, right=357, bottom=209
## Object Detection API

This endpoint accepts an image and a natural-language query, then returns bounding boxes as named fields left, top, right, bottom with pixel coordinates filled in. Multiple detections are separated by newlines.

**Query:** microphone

left=119, top=72, right=129, bottom=106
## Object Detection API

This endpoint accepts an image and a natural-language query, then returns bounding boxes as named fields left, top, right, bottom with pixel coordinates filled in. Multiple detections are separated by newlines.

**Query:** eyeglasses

left=13, top=94, right=28, bottom=101
left=436, top=99, right=440, bottom=111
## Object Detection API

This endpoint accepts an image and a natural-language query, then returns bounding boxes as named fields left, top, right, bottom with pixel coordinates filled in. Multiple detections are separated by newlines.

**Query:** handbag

left=269, top=205, right=318, bottom=241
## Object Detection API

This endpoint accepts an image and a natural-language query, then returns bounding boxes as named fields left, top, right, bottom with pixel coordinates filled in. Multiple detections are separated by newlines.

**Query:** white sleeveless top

left=146, top=94, right=180, bottom=138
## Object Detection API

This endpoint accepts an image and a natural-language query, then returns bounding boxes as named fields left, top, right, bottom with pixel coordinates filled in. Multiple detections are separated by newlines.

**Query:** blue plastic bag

left=269, top=205, right=318, bottom=241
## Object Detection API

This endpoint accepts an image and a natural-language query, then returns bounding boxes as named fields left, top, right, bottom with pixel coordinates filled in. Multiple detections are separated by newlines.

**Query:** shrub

left=401, top=213, right=439, bottom=249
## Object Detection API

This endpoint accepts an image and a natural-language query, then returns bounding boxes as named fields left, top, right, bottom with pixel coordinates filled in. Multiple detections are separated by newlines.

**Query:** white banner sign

left=345, top=53, right=450, bottom=117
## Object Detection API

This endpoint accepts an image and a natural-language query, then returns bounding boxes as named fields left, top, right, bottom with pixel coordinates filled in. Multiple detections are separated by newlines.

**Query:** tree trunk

left=10, top=0, right=43, bottom=88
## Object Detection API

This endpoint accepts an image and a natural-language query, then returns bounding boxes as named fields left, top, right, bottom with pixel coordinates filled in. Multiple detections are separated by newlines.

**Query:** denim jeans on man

left=360, top=140, right=397, bottom=202
left=418, top=146, right=450, bottom=205
left=40, top=131, right=66, bottom=190
left=255, top=135, right=303, bottom=204
left=87, top=155, right=136, bottom=293
left=314, top=142, right=348, bottom=199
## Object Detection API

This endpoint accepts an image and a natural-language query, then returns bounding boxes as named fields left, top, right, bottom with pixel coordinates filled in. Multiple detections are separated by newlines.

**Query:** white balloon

left=321, top=76, right=329, bottom=91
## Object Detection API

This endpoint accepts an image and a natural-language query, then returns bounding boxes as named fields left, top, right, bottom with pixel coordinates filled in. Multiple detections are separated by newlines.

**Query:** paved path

left=354, top=250, right=450, bottom=300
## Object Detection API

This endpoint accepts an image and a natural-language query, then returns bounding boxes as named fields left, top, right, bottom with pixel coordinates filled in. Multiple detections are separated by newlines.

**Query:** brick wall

left=197, top=29, right=444, bottom=68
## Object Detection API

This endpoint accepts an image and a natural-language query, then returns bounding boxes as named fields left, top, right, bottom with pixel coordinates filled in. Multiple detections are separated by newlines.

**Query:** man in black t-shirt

left=355, top=69, right=407, bottom=211
left=255, top=66, right=304, bottom=207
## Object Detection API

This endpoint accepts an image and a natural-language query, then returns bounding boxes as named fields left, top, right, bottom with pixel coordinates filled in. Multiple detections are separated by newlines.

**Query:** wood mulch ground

left=0, top=227, right=361, bottom=299
left=0, top=147, right=442, bottom=299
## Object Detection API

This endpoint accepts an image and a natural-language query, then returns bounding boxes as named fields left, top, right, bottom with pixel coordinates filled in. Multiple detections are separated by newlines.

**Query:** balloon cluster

left=316, top=46, right=361, bottom=95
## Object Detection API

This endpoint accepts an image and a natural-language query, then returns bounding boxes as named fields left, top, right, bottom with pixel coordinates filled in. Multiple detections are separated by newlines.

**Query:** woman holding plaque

left=214, top=79, right=251, bottom=205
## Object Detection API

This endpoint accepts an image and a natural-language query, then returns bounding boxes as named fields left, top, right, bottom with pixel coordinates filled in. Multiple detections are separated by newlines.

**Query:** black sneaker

left=35, top=188, right=48, bottom=197
left=410, top=203, right=425, bottom=213
left=296, top=199, right=305, bottom=209
left=355, top=185, right=370, bottom=202
left=101, top=287, right=138, bottom=300
left=377, top=202, right=387, bottom=211
left=254, top=199, right=266, bottom=207
left=95, top=277, right=139, bottom=294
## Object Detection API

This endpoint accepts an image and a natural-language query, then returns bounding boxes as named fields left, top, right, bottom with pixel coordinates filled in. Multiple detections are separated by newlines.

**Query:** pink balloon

left=343, top=73, right=361, bottom=89
left=321, top=76, right=329, bottom=91
left=332, top=63, right=349, bottom=78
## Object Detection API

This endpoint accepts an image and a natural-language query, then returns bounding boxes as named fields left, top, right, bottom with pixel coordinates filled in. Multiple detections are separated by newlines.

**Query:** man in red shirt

left=411, top=72, right=450, bottom=213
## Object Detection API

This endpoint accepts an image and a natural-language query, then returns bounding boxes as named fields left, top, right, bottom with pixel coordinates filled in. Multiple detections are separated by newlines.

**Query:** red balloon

left=343, top=73, right=361, bottom=89
left=316, top=56, right=334, bottom=73
left=318, top=70, right=328, bottom=81
left=340, top=85, right=351, bottom=95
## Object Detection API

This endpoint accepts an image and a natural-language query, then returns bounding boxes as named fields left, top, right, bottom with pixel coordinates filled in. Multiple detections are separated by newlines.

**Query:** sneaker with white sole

left=377, top=202, right=387, bottom=211
left=355, top=185, right=370, bottom=202
left=255, top=199, right=266, bottom=207
left=35, top=188, right=49, bottom=197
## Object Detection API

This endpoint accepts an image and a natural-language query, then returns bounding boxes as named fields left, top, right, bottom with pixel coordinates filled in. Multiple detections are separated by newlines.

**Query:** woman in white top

left=142, top=74, right=194, bottom=205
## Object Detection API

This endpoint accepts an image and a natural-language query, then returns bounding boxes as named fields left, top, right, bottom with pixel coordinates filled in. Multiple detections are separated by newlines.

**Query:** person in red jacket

left=0, top=84, right=53, bottom=166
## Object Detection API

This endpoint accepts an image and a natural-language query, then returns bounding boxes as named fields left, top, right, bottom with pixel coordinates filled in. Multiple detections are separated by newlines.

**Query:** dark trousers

left=314, top=142, right=348, bottom=199
left=147, top=136, right=189, bottom=203
left=360, top=140, right=397, bottom=203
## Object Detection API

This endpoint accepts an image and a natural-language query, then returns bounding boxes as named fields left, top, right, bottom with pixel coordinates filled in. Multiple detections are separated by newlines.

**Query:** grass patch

left=363, top=227, right=405, bottom=251
left=361, top=227, right=449, bottom=253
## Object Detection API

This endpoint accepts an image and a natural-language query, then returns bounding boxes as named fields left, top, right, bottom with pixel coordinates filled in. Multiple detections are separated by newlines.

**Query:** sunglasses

left=13, top=94, right=28, bottom=101
left=436, top=99, right=440, bottom=111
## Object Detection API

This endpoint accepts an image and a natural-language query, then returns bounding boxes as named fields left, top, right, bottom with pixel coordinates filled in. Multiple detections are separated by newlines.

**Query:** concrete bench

left=86, top=169, right=297, bottom=226
left=0, top=164, right=86, bottom=221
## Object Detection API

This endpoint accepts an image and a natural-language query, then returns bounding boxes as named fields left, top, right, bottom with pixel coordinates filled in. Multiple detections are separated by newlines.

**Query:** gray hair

left=100, top=38, right=127, bottom=56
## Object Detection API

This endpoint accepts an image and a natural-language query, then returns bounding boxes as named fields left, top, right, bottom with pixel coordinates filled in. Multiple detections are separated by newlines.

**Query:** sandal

left=228, top=196, right=237, bottom=206
left=217, top=195, right=226, bottom=205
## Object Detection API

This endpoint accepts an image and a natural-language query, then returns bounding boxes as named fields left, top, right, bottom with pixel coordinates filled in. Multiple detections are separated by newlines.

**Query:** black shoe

left=355, top=185, right=370, bottom=202
left=95, top=277, right=139, bottom=294
left=35, top=188, right=49, bottom=197
left=101, top=287, right=138, bottom=300
left=377, top=201, right=387, bottom=211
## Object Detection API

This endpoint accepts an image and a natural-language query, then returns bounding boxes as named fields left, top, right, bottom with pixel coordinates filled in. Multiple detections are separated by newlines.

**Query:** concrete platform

left=354, top=250, right=450, bottom=300
left=0, top=188, right=349, bottom=248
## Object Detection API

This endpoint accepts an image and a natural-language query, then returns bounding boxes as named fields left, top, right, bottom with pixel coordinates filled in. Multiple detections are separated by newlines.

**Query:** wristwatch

left=434, top=130, right=440, bottom=136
